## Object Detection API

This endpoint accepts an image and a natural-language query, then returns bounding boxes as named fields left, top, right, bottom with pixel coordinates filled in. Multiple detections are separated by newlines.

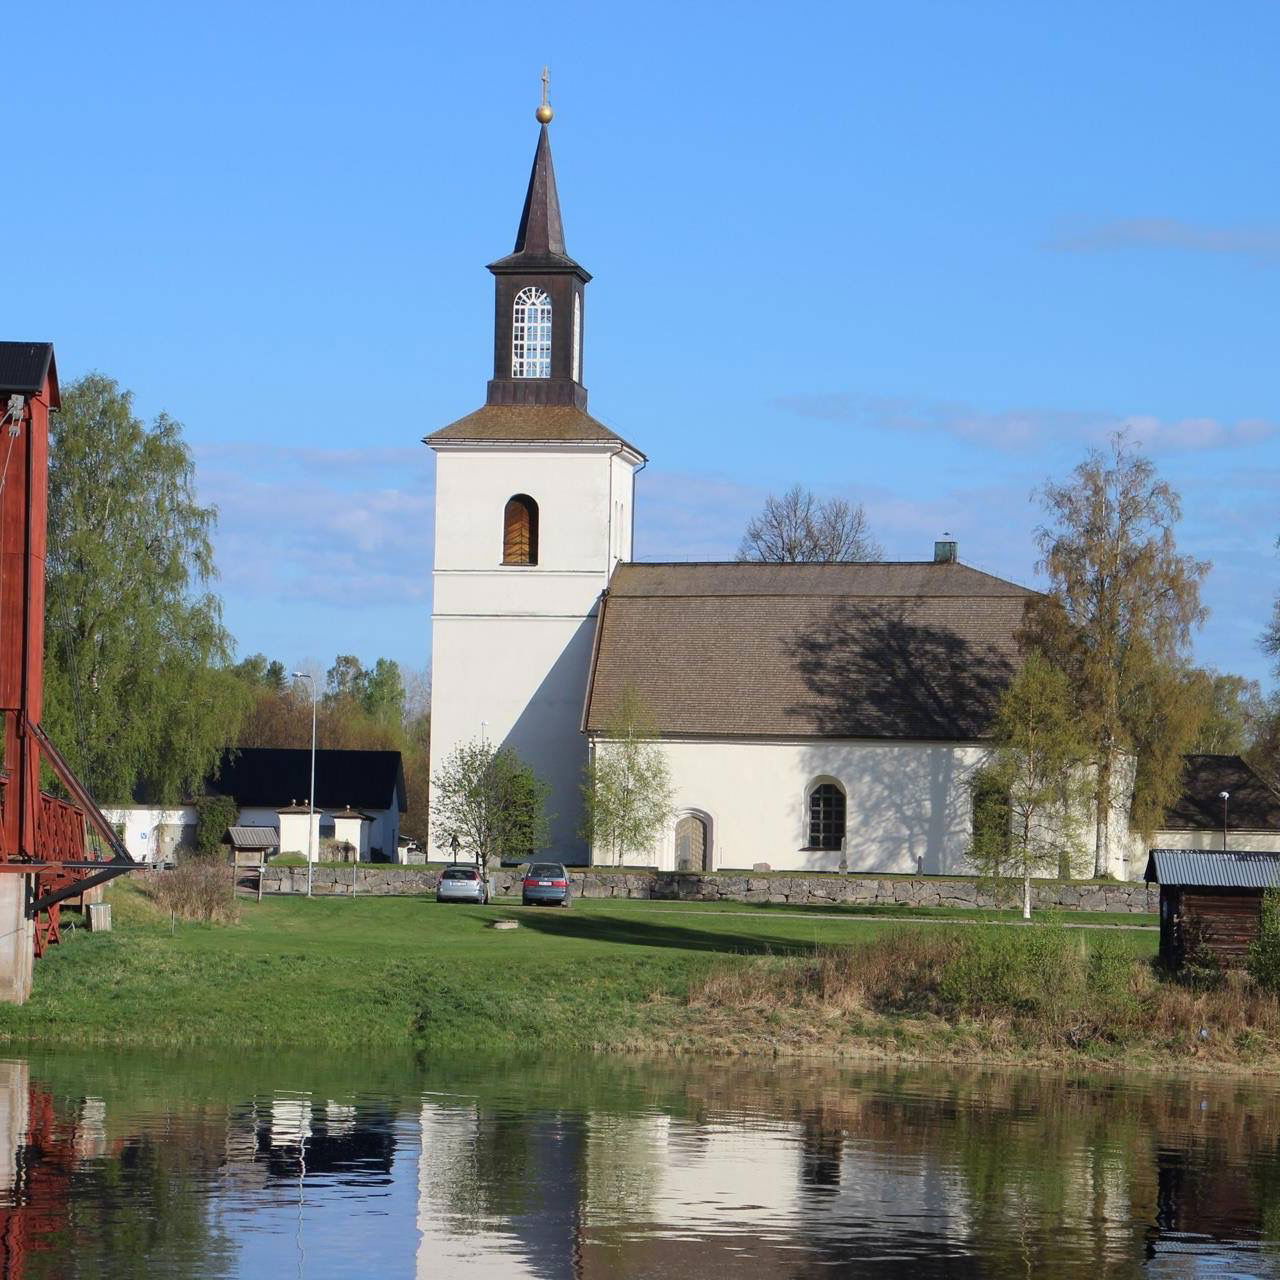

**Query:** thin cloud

left=197, top=442, right=432, bottom=606
left=1046, top=217, right=1280, bottom=262
left=774, top=392, right=1275, bottom=454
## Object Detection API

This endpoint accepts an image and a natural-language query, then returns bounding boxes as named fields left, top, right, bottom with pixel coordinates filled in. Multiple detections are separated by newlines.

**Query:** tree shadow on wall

left=787, top=601, right=1018, bottom=875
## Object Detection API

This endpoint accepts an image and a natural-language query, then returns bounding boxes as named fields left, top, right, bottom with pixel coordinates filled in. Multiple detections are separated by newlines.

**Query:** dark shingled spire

left=513, top=124, right=566, bottom=258
left=484, top=113, right=591, bottom=408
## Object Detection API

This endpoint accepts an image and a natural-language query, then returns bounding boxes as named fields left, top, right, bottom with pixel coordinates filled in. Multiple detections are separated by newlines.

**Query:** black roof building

left=1165, top=754, right=1280, bottom=833
left=207, top=748, right=406, bottom=814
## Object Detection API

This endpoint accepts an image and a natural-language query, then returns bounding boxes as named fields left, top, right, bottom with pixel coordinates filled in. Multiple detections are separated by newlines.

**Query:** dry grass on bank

left=685, top=927, right=1280, bottom=1067
left=136, top=862, right=241, bottom=925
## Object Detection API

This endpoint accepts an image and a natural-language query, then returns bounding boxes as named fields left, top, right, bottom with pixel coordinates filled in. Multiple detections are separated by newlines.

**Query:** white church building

left=426, top=105, right=1277, bottom=880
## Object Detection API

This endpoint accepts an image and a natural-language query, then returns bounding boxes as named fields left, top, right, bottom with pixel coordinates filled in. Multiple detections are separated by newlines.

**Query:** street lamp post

left=1219, top=790, right=1230, bottom=853
left=292, top=672, right=318, bottom=898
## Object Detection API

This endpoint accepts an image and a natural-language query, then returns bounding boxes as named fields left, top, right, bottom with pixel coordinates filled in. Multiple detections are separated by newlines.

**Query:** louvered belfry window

left=503, top=495, right=539, bottom=565
left=808, top=783, right=845, bottom=851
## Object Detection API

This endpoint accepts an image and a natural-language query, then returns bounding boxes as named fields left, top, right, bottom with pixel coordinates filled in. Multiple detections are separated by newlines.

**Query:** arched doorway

left=674, top=814, right=709, bottom=872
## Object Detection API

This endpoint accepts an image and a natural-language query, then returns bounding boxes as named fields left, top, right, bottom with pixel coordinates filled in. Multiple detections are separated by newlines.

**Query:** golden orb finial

left=536, top=65, right=553, bottom=123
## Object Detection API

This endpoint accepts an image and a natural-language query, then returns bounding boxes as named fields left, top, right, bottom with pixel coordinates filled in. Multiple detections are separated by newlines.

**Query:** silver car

left=436, top=864, right=491, bottom=904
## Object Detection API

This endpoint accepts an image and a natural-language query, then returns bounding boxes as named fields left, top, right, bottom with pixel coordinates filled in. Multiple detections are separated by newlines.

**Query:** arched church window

left=808, top=782, right=845, bottom=851
left=512, top=287, right=552, bottom=378
left=572, top=291, right=581, bottom=383
left=503, top=494, right=539, bottom=566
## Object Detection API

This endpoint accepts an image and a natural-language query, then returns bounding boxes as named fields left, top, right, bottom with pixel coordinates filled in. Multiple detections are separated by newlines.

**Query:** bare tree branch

left=736, top=485, right=882, bottom=563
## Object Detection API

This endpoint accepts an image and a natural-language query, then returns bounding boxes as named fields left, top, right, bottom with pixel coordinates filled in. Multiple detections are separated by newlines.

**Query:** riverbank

left=0, top=881, right=1273, bottom=1072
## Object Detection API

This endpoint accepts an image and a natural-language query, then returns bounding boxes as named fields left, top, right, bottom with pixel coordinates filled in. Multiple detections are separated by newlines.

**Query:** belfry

left=424, top=82, right=645, bottom=862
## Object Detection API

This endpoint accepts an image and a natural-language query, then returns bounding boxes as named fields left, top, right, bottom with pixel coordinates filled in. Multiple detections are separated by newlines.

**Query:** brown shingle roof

left=424, top=405, right=643, bottom=456
left=583, top=561, right=1036, bottom=740
left=1165, top=754, right=1280, bottom=832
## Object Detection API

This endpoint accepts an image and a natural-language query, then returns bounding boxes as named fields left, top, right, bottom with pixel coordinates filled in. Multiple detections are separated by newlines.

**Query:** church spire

left=486, top=77, right=592, bottom=410
left=512, top=124, right=566, bottom=259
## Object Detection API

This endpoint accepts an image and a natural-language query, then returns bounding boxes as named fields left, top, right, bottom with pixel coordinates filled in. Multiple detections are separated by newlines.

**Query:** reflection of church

left=424, top=93, right=1266, bottom=878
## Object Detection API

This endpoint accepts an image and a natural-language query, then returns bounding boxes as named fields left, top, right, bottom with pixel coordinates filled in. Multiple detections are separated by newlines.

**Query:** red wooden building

left=0, top=342, right=134, bottom=1000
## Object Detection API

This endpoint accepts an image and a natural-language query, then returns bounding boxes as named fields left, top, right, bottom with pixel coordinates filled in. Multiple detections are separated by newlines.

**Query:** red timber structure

left=0, top=342, right=134, bottom=1001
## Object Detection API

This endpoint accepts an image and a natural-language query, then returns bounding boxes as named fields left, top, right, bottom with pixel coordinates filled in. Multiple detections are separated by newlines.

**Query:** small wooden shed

left=1145, top=849, right=1280, bottom=970
left=224, top=825, right=279, bottom=868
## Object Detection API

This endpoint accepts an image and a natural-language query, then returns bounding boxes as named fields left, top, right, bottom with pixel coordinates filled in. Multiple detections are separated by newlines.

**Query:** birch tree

left=582, top=688, right=674, bottom=865
left=431, top=738, right=549, bottom=866
left=969, top=654, right=1091, bottom=919
left=1028, top=434, right=1209, bottom=875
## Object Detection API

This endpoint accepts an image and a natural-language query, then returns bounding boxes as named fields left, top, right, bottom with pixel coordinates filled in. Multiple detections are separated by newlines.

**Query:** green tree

left=968, top=653, right=1092, bottom=919
left=581, top=688, right=675, bottom=865
left=193, top=793, right=239, bottom=858
left=1029, top=434, right=1209, bottom=874
left=233, top=652, right=287, bottom=691
left=43, top=374, right=248, bottom=803
left=363, top=657, right=406, bottom=726
left=431, top=738, right=549, bottom=866
left=1247, top=889, right=1280, bottom=995
left=1190, top=670, right=1265, bottom=754
left=325, top=654, right=366, bottom=701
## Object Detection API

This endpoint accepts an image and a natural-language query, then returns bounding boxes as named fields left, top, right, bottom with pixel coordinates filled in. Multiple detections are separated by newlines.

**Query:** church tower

left=425, top=87, right=645, bottom=863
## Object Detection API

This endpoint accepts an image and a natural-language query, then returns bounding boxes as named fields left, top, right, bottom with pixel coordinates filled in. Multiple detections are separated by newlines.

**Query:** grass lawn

left=0, top=882, right=1157, bottom=1056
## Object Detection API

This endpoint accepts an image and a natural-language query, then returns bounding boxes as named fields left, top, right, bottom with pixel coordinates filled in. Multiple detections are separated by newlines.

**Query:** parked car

left=521, top=862, right=572, bottom=907
left=436, top=864, right=490, bottom=904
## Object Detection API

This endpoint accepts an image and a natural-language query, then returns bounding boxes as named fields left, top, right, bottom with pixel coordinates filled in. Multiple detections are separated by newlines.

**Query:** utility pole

left=293, top=672, right=318, bottom=898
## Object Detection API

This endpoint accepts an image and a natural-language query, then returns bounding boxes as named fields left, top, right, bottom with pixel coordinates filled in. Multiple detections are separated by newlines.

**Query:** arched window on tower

left=807, top=782, right=846, bottom=851
left=503, top=494, right=539, bottom=566
left=512, top=287, right=552, bottom=378
left=572, top=291, right=581, bottom=383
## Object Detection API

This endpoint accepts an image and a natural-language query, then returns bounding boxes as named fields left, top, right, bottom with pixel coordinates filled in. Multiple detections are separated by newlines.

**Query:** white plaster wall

left=431, top=615, right=596, bottom=860
left=590, top=738, right=993, bottom=874
left=277, top=811, right=321, bottom=858
left=102, top=806, right=196, bottom=862
left=369, top=807, right=399, bottom=861
left=428, top=440, right=638, bottom=863
left=1131, top=828, right=1280, bottom=860
left=432, top=444, right=633, bottom=575
left=237, top=806, right=280, bottom=828
left=331, top=816, right=369, bottom=858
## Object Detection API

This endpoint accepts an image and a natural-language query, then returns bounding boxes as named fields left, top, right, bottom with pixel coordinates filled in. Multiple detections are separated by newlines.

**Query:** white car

left=435, top=864, right=490, bottom=904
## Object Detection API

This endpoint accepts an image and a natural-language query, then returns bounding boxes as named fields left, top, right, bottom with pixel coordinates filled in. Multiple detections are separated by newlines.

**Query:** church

left=425, top=98, right=1274, bottom=880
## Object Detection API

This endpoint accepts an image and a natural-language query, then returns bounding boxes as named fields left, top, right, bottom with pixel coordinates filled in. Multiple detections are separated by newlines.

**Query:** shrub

left=194, top=794, right=239, bottom=858
left=1248, top=889, right=1280, bottom=995
left=144, top=861, right=240, bottom=924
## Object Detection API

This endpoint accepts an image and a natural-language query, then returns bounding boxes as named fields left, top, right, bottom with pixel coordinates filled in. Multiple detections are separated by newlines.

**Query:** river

left=0, top=1050, right=1276, bottom=1277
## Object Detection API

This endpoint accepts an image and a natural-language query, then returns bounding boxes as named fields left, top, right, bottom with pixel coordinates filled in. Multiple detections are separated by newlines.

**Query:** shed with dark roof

left=1145, top=849, right=1280, bottom=969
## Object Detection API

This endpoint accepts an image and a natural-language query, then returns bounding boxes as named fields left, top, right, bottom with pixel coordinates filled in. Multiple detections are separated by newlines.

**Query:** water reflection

left=0, top=1053, right=1270, bottom=1277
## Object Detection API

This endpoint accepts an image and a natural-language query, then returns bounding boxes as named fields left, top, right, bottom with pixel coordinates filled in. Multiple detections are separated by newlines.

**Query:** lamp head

left=1219, top=791, right=1231, bottom=800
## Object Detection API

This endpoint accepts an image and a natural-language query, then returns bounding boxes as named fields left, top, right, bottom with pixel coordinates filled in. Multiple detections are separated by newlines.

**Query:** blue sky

left=13, top=0, right=1280, bottom=683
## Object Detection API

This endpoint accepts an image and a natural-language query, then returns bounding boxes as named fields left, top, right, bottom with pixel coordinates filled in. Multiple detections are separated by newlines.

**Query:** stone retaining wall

left=256, top=865, right=1158, bottom=912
